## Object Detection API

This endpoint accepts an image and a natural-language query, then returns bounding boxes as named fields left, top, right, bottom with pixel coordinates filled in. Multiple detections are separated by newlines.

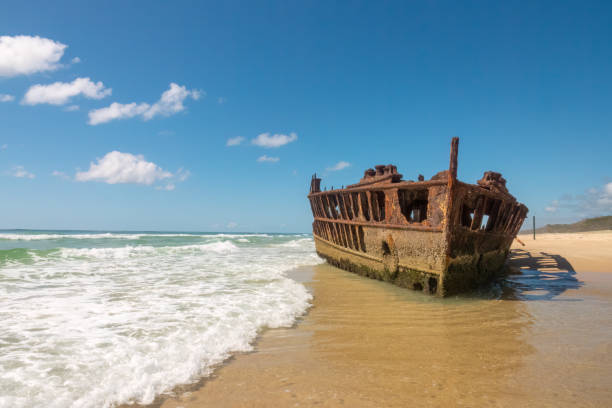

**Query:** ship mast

left=444, top=137, right=459, bottom=261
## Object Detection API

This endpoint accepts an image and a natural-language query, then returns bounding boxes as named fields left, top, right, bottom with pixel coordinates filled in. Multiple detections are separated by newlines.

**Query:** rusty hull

left=307, top=138, right=528, bottom=296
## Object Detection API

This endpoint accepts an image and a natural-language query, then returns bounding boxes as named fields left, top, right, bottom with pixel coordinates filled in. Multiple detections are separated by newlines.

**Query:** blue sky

left=1, top=0, right=610, bottom=232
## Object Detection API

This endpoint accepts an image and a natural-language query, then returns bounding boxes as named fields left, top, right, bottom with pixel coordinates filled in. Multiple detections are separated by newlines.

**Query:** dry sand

left=512, top=230, right=612, bottom=273
left=141, top=232, right=612, bottom=408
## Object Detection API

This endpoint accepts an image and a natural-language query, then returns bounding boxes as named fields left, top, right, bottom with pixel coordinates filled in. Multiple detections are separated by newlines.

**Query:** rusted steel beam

left=470, top=196, right=487, bottom=230
left=313, top=217, right=444, bottom=232
left=449, top=137, right=459, bottom=180
left=347, top=193, right=356, bottom=220
left=366, top=191, right=374, bottom=223
left=444, top=137, right=460, bottom=260
left=308, top=180, right=448, bottom=196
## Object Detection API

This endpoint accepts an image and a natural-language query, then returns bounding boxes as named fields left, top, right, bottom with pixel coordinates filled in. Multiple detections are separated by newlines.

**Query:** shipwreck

left=307, top=138, right=528, bottom=296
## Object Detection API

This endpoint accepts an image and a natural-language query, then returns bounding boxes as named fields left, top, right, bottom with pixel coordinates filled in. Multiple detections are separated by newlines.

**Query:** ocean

left=0, top=230, right=321, bottom=408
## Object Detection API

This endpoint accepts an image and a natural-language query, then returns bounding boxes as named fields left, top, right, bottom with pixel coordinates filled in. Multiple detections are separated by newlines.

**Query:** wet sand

left=149, top=232, right=612, bottom=408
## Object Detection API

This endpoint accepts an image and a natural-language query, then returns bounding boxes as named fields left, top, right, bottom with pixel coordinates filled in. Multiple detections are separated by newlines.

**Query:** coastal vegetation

left=534, top=216, right=612, bottom=233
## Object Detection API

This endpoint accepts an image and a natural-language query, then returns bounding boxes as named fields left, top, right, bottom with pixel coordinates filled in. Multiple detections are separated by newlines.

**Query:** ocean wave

left=274, top=237, right=315, bottom=248
left=0, top=234, right=319, bottom=408
left=0, top=232, right=274, bottom=241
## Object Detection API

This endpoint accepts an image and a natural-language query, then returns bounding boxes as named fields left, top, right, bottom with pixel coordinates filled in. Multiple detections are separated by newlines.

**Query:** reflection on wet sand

left=152, top=246, right=612, bottom=408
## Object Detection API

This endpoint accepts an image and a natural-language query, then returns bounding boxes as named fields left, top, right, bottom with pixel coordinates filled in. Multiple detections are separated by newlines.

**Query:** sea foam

left=0, top=232, right=321, bottom=408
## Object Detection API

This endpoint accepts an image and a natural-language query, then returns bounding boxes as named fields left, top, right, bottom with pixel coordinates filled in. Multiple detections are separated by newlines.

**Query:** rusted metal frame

left=350, top=225, right=359, bottom=250
left=509, top=210, right=521, bottom=236
left=325, top=194, right=337, bottom=219
left=314, top=234, right=381, bottom=262
left=344, top=224, right=354, bottom=250
left=327, top=221, right=335, bottom=244
left=320, top=195, right=330, bottom=219
left=369, top=191, right=379, bottom=221
left=385, top=188, right=406, bottom=225
left=470, top=196, right=488, bottom=230
left=350, top=193, right=360, bottom=220
left=366, top=191, right=374, bottom=223
left=454, top=181, right=514, bottom=201
left=313, top=216, right=444, bottom=233
left=494, top=200, right=513, bottom=232
left=348, top=193, right=357, bottom=220
left=332, top=222, right=340, bottom=246
left=314, top=196, right=323, bottom=218
left=444, top=137, right=459, bottom=260
left=335, top=194, right=346, bottom=220
left=510, top=206, right=527, bottom=235
left=308, top=199, right=316, bottom=218
left=360, top=192, right=370, bottom=221
left=358, top=226, right=366, bottom=251
left=336, top=222, right=346, bottom=248
left=332, top=222, right=340, bottom=245
left=485, top=199, right=501, bottom=231
left=342, top=193, right=352, bottom=220
left=319, top=196, right=327, bottom=219
left=504, top=205, right=520, bottom=233
left=342, top=224, right=353, bottom=248
left=341, top=193, right=352, bottom=220
left=308, top=180, right=448, bottom=197
left=502, top=206, right=515, bottom=234
left=341, top=223, right=350, bottom=248
left=355, top=192, right=365, bottom=221
left=326, top=221, right=335, bottom=244
left=509, top=205, right=523, bottom=234
left=329, top=194, right=340, bottom=219
left=330, top=222, right=337, bottom=244
left=506, top=207, right=519, bottom=235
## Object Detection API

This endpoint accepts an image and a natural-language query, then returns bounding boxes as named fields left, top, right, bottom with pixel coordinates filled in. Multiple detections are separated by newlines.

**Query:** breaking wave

left=0, top=231, right=321, bottom=408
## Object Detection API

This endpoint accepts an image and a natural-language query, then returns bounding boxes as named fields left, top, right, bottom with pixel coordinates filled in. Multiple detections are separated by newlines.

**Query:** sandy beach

left=512, top=231, right=612, bottom=273
left=138, top=231, right=612, bottom=408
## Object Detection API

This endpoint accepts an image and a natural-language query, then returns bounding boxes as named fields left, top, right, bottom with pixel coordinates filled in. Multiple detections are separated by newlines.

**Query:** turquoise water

left=0, top=230, right=321, bottom=408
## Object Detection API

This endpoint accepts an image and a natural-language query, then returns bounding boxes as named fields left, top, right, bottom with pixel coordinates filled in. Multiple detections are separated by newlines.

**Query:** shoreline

left=137, top=231, right=612, bottom=408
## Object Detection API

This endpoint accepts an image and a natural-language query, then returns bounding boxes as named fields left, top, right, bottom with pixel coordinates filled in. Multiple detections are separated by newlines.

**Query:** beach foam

left=0, top=231, right=321, bottom=408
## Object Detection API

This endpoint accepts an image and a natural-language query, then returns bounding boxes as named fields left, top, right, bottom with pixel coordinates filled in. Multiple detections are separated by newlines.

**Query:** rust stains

left=307, top=137, right=529, bottom=296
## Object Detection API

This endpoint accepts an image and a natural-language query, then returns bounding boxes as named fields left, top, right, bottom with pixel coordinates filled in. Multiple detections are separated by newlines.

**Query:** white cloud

left=12, top=165, right=35, bottom=179
left=226, top=221, right=238, bottom=229
left=88, top=102, right=149, bottom=125
left=226, top=136, right=244, bottom=146
left=64, top=105, right=79, bottom=111
left=546, top=183, right=612, bottom=218
left=176, top=168, right=191, bottom=181
left=22, top=77, right=111, bottom=106
left=0, top=35, right=67, bottom=77
left=71, top=57, right=81, bottom=64
left=252, top=132, right=297, bottom=148
left=1, top=144, right=7, bottom=151
left=75, top=151, right=172, bottom=185
left=217, top=97, right=227, bottom=104
left=327, top=161, right=351, bottom=171
left=88, top=83, right=201, bottom=125
left=0, top=94, right=14, bottom=102
left=52, top=170, right=69, bottom=179
left=257, top=155, right=280, bottom=163
left=156, top=183, right=175, bottom=191
left=545, top=199, right=559, bottom=213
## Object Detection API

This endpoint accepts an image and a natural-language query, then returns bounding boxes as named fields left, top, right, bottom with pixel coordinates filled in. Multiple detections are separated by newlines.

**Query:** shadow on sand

left=502, top=249, right=584, bottom=301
